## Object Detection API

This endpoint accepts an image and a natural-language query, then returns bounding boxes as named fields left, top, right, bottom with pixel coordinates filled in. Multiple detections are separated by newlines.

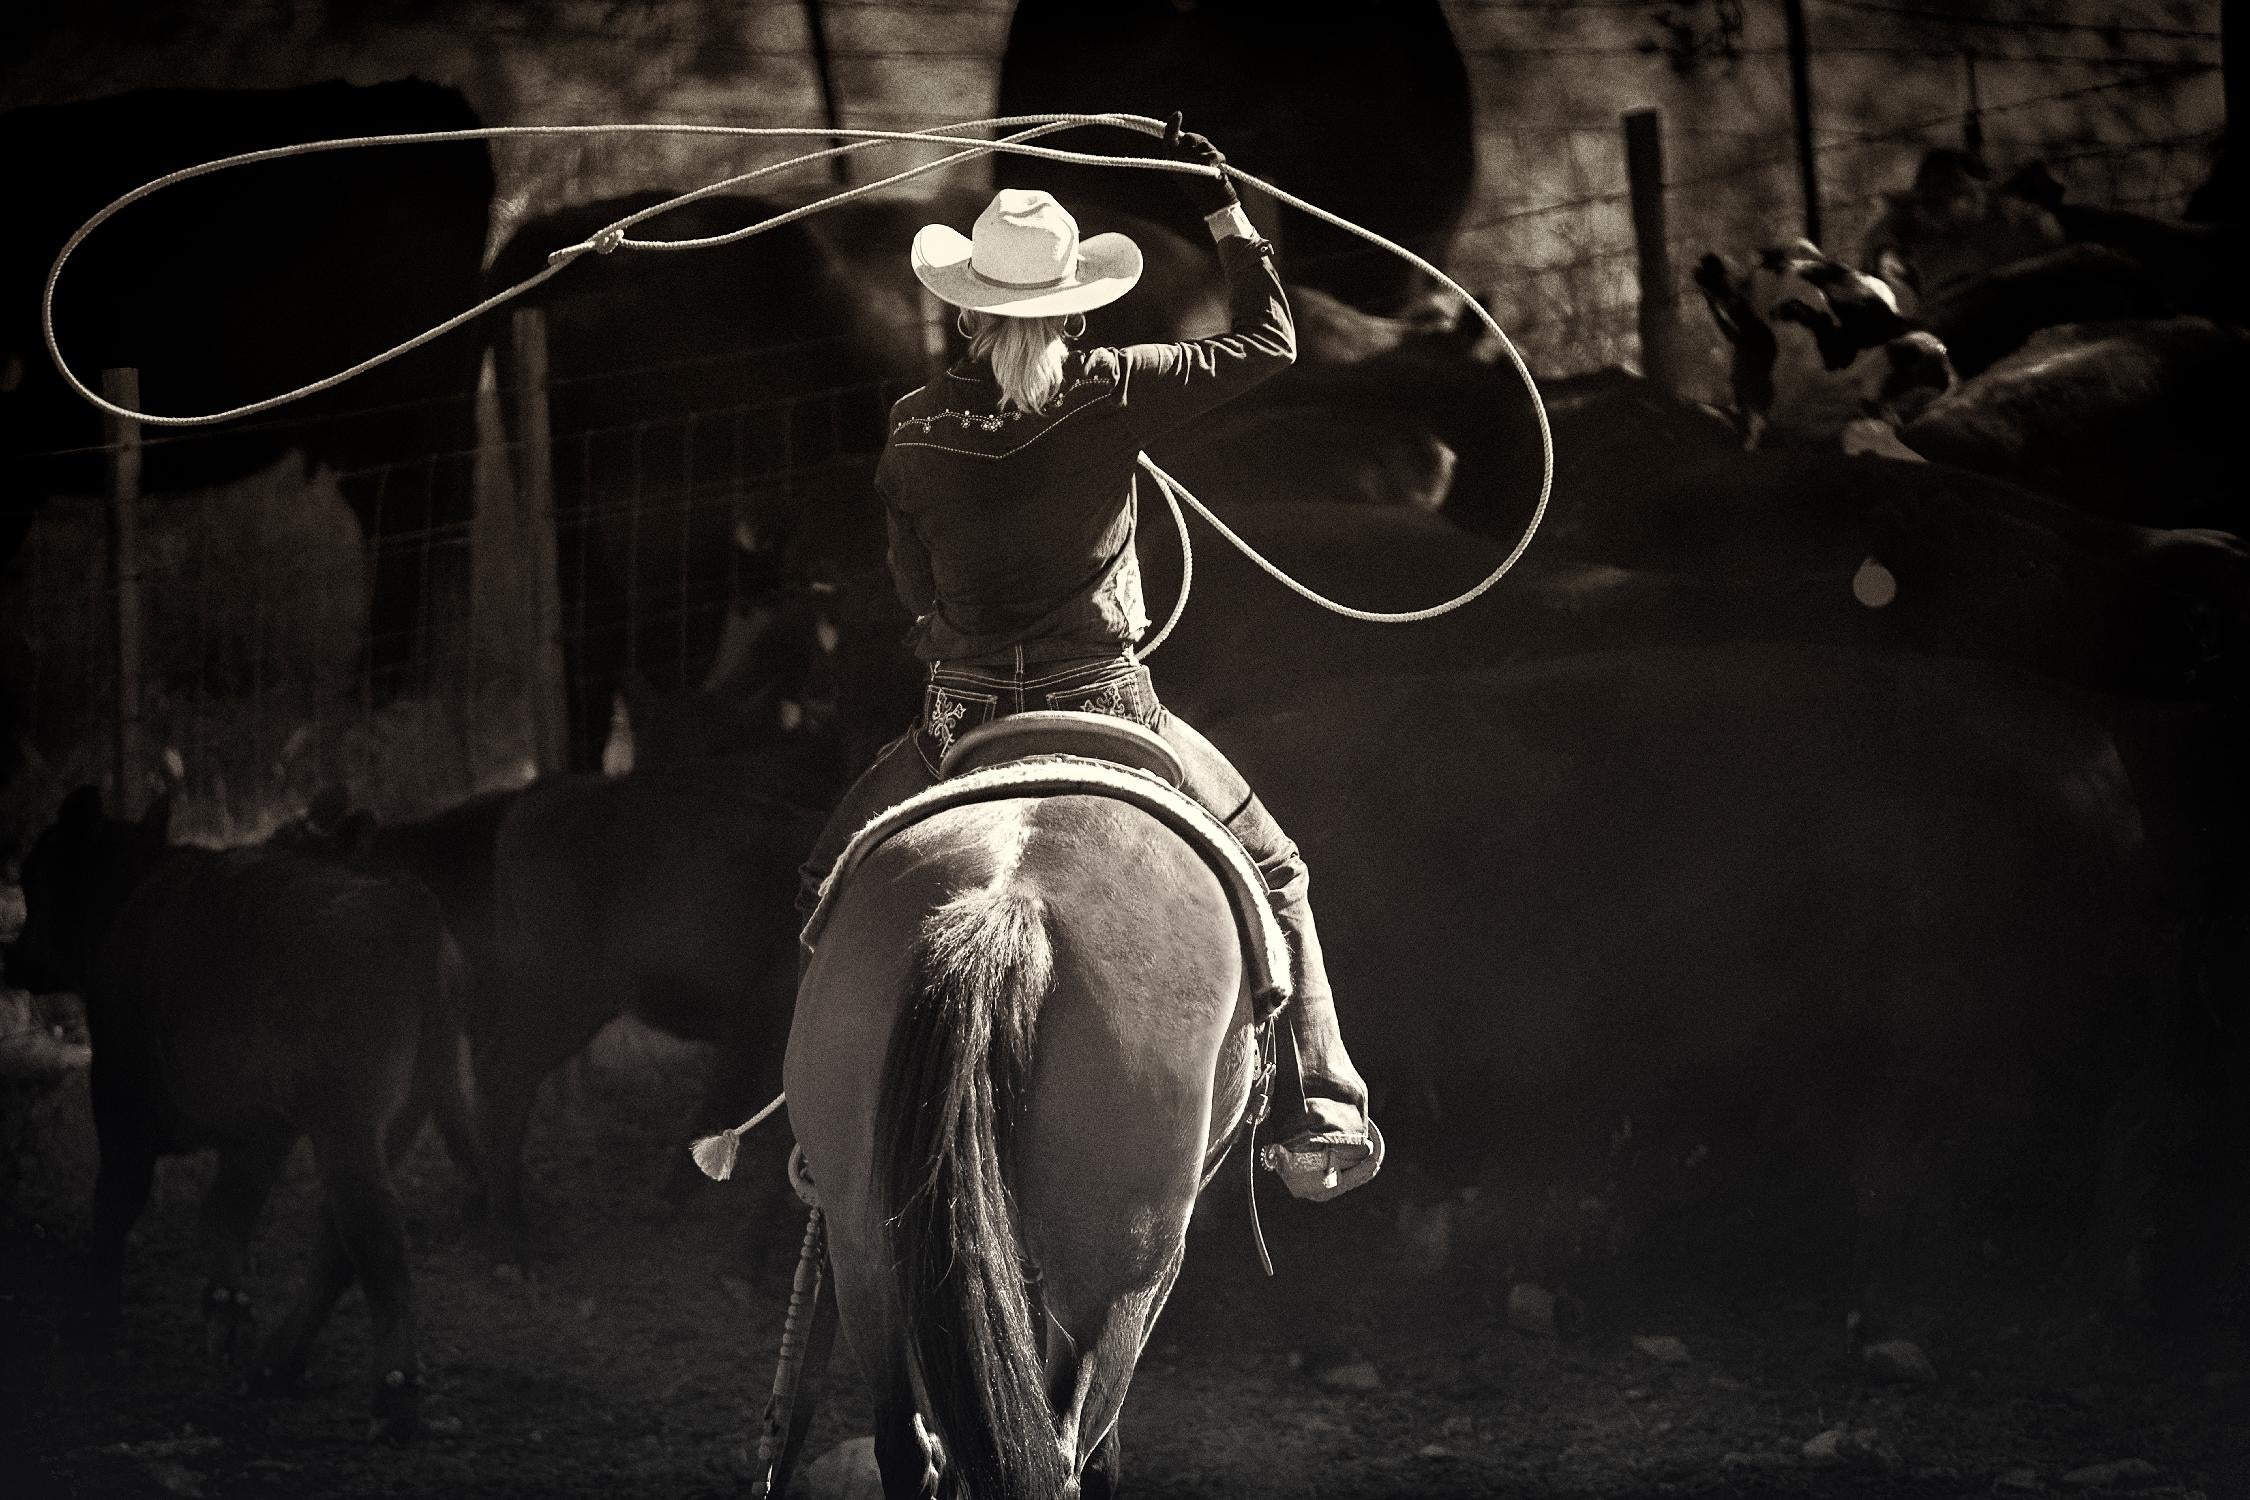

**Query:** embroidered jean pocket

left=1044, top=666, right=1162, bottom=726
left=916, top=682, right=997, bottom=774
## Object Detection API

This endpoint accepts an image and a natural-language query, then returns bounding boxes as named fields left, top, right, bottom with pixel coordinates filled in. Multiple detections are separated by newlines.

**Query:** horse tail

left=876, top=880, right=1066, bottom=1500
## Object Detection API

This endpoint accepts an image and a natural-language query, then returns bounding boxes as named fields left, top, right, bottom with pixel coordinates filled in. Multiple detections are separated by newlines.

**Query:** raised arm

left=1115, top=207, right=1297, bottom=445
left=1113, top=119, right=1297, bottom=445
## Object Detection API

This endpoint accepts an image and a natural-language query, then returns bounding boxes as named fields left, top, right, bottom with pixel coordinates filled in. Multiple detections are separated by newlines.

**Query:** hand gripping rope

left=42, top=110, right=1552, bottom=635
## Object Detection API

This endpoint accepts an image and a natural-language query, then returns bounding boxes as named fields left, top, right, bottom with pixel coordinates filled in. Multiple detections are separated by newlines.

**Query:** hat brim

left=911, top=224, right=1142, bottom=317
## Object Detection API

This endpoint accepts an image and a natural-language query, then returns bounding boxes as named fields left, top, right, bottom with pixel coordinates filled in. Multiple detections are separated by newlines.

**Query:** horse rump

left=874, top=881, right=1068, bottom=1500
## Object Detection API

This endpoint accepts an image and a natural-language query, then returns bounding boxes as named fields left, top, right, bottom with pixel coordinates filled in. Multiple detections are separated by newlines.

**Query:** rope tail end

left=690, top=1089, right=790, bottom=1182
left=690, top=1129, right=742, bottom=1182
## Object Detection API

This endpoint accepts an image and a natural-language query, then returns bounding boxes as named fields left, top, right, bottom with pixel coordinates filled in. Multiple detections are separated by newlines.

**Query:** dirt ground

left=3, top=1019, right=2243, bottom=1500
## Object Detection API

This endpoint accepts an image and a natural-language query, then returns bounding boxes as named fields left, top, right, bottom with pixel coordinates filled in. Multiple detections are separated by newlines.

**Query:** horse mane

left=876, top=879, right=1067, bottom=1499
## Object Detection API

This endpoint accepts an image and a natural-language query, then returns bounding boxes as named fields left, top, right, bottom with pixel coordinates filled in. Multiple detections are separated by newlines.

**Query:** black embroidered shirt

left=875, top=233, right=1294, bottom=662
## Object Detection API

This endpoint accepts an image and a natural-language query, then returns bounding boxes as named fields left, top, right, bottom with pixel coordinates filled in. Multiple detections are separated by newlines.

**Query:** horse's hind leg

left=872, top=1357, right=943, bottom=1500
left=1083, top=1429, right=1122, bottom=1500
left=832, top=1247, right=943, bottom=1498
left=1052, top=1246, right=1186, bottom=1497
left=198, top=1133, right=293, bottom=1365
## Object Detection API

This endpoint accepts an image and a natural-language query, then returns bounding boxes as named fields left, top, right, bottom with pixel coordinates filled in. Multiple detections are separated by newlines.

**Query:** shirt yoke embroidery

left=888, top=370, right=1113, bottom=440
left=887, top=385, right=1117, bottom=458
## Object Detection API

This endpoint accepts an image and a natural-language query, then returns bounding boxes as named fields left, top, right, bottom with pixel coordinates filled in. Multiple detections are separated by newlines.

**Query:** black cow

left=1915, top=242, right=2177, bottom=378
left=271, top=782, right=520, bottom=997
left=1901, top=317, right=2250, bottom=535
left=993, top=0, right=1476, bottom=313
left=2, top=787, right=468, bottom=1441
left=477, top=756, right=825, bottom=1263
left=2005, top=161, right=2246, bottom=327
left=2, top=82, right=494, bottom=705
left=1429, top=363, right=1739, bottom=547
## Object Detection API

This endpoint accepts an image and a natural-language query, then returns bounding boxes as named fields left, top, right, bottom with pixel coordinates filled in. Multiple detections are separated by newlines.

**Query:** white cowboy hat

left=911, top=189, right=1142, bottom=318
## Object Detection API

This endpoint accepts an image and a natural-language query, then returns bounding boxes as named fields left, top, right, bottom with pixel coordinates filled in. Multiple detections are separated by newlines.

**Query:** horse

left=784, top=789, right=1267, bottom=1499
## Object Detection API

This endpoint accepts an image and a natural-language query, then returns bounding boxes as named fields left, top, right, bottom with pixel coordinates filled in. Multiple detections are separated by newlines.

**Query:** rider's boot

left=1259, top=853, right=1381, bottom=1201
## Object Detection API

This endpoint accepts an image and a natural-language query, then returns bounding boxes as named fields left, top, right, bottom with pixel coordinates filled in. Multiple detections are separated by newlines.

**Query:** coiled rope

left=42, top=109, right=1551, bottom=626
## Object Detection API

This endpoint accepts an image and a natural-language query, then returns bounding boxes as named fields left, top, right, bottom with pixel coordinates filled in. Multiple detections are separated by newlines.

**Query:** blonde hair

left=966, top=312, right=1069, bottom=414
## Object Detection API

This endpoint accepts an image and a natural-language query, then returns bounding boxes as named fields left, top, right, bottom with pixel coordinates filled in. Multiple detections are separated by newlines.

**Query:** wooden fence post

left=510, top=308, right=569, bottom=775
left=1784, top=0, right=1823, bottom=246
left=1623, top=109, right=1679, bottom=394
left=102, top=367, right=146, bottom=820
left=801, top=0, right=849, bottom=186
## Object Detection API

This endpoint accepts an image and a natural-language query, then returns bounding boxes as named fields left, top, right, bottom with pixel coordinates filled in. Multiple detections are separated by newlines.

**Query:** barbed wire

left=1462, top=41, right=2214, bottom=65
left=1810, top=0, right=2220, bottom=41
left=1642, top=59, right=2219, bottom=196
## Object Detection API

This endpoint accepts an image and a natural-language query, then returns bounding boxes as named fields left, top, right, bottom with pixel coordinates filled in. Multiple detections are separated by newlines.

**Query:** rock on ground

left=1507, top=1282, right=1556, bottom=1338
left=1863, top=1338, right=1938, bottom=1384
left=1311, top=1357, right=1383, bottom=1393
left=2062, top=1457, right=2163, bottom=1488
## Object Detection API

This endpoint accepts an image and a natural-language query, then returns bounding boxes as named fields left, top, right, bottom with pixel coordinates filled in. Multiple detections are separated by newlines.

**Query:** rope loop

left=42, top=109, right=1553, bottom=626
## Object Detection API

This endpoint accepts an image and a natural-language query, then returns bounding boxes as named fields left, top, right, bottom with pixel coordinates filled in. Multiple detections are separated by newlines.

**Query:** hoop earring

left=1061, top=312, right=1088, bottom=343
left=955, top=308, right=977, bottom=339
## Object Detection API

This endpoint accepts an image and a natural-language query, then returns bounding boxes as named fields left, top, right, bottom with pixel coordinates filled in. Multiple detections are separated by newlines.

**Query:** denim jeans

left=797, top=649, right=1311, bottom=920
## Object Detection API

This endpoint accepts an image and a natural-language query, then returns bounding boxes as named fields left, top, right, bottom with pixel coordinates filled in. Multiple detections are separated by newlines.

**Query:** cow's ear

left=58, top=784, right=102, bottom=831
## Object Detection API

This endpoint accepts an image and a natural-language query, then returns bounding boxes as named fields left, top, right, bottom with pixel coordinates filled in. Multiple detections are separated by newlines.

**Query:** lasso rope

left=43, top=109, right=1550, bottom=626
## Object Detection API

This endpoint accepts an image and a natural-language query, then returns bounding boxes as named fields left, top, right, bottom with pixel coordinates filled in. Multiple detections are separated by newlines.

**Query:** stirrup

left=1261, top=1116, right=1384, bottom=1203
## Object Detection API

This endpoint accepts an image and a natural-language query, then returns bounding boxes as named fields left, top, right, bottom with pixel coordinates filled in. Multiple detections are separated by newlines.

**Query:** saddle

left=803, top=712, right=1290, bottom=1014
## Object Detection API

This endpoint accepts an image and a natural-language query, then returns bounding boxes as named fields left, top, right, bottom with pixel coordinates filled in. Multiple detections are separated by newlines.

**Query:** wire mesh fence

left=1, top=358, right=913, bottom=852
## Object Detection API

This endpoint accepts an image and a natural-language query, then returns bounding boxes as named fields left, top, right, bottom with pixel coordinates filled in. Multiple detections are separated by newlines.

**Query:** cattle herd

left=1, top=63, right=2246, bottom=1469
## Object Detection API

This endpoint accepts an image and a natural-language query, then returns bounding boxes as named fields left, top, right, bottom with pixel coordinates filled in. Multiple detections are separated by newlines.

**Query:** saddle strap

left=1199, top=1015, right=1279, bottom=1278
left=1245, top=1019, right=1277, bottom=1278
